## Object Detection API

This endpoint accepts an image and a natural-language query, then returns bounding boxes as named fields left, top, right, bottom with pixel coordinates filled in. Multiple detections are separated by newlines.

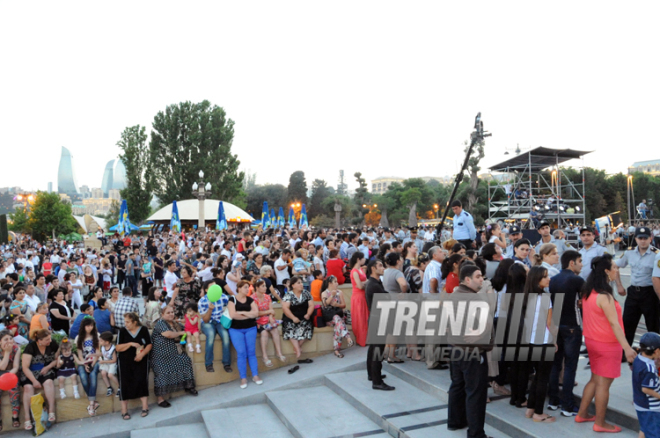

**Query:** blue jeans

left=548, top=326, right=582, bottom=410
left=126, top=275, right=137, bottom=296
left=78, top=363, right=100, bottom=401
left=201, top=321, right=231, bottom=367
left=638, top=411, right=660, bottom=438
left=228, top=326, right=258, bottom=379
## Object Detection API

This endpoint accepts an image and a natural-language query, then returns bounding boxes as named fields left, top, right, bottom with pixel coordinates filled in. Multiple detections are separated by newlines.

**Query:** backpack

left=312, top=305, right=325, bottom=328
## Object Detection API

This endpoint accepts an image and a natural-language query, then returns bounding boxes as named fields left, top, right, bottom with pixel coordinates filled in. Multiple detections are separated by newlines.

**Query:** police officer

left=504, top=225, right=523, bottom=258
left=534, top=222, right=555, bottom=249
left=616, top=226, right=660, bottom=346
left=578, top=226, right=608, bottom=280
left=451, top=200, right=476, bottom=249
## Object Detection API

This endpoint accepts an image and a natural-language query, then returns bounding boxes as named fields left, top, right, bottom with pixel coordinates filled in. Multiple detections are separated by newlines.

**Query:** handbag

left=220, top=296, right=234, bottom=329
left=322, top=305, right=344, bottom=322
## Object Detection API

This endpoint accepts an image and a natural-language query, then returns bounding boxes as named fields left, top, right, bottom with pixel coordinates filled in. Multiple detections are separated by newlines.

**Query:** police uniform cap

left=509, top=226, right=522, bottom=234
left=537, top=221, right=550, bottom=230
left=579, top=226, right=594, bottom=234
left=635, top=227, right=651, bottom=239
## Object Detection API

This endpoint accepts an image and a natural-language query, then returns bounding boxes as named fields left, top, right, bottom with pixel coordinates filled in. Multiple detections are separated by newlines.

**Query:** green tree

left=28, top=192, right=77, bottom=241
left=102, top=200, right=121, bottom=230
left=462, top=138, right=486, bottom=213
left=149, top=100, right=245, bottom=205
left=245, top=184, right=288, bottom=219
left=354, top=172, right=370, bottom=216
left=401, top=188, right=422, bottom=226
left=117, top=125, right=152, bottom=224
left=287, top=171, right=308, bottom=205
left=371, top=194, right=396, bottom=228
left=8, top=207, right=31, bottom=233
left=309, top=179, right=331, bottom=219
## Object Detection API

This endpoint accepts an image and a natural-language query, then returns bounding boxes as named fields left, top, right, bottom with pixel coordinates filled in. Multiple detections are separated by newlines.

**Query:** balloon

left=0, top=372, right=18, bottom=390
left=207, top=284, right=223, bottom=302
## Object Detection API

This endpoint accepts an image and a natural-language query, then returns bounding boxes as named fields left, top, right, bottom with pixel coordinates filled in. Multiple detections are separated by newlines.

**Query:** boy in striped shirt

left=633, top=332, right=660, bottom=438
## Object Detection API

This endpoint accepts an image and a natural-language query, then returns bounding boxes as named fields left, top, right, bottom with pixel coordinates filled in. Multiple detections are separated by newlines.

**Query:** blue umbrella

left=299, top=203, right=309, bottom=228
left=216, top=201, right=228, bottom=230
left=288, top=206, right=295, bottom=227
left=262, top=201, right=271, bottom=228
left=278, top=207, right=285, bottom=228
left=171, top=200, right=181, bottom=233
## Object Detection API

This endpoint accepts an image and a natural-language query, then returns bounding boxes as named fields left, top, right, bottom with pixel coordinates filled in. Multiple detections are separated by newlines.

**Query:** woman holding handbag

left=227, top=281, right=262, bottom=389
left=321, top=276, right=354, bottom=358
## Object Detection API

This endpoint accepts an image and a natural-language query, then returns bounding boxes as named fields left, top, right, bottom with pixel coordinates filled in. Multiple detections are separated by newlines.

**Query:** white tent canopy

left=147, top=199, right=254, bottom=223
left=73, top=214, right=108, bottom=233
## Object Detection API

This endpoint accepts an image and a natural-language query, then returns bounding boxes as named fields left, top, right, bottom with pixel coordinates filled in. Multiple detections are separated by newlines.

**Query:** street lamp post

left=192, top=170, right=212, bottom=230
left=434, top=204, right=439, bottom=219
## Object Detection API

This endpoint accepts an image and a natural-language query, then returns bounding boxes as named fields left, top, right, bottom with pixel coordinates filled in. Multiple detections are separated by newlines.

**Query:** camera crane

left=436, top=113, right=492, bottom=235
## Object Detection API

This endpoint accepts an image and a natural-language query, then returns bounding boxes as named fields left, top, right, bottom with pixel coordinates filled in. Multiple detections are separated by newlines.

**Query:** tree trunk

left=408, top=203, right=418, bottom=227
left=380, top=209, right=389, bottom=228
left=467, top=172, right=479, bottom=212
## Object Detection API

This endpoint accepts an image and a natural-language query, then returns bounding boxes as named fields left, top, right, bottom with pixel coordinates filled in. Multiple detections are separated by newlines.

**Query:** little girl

left=4, top=313, right=29, bottom=345
left=98, top=331, right=119, bottom=398
left=76, top=318, right=100, bottom=416
left=56, top=338, right=80, bottom=399
left=184, top=303, right=201, bottom=353
left=142, top=260, right=153, bottom=284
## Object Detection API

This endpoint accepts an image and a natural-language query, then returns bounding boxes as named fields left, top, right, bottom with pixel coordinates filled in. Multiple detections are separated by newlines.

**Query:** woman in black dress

left=172, top=266, right=202, bottom=321
left=116, top=312, right=152, bottom=420
left=48, top=288, right=74, bottom=334
left=151, top=306, right=197, bottom=407
left=281, top=276, right=314, bottom=359
left=20, top=329, right=58, bottom=429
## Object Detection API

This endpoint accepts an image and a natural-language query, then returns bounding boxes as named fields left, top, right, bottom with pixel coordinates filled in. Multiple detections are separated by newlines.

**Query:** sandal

left=48, top=413, right=56, bottom=422
left=87, top=405, right=96, bottom=417
left=288, top=365, right=300, bottom=374
left=158, top=400, right=172, bottom=408
left=346, top=337, right=354, bottom=348
left=278, top=355, right=287, bottom=362
left=24, top=421, right=33, bottom=430
left=263, top=358, right=273, bottom=367
left=297, top=358, right=313, bottom=364
left=93, top=401, right=100, bottom=411
left=141, top=409, right=149, bottom=418
left=122, top=412, right=131, bottom=420
left=533, top=415, right=556, bottom=423
left=387, top=358, right=404, bottom=364
left=13, top=417, right=20, bottom=428
left=334, top=350, right=344, bottom=358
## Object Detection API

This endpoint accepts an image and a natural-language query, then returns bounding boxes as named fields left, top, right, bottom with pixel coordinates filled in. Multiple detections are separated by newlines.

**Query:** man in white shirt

left=221, top=241, right=233, bottom=259
left=50, top=252, right=61, bottom=264
left=274, top=249, right=292, bottom=289
left=198, top=259, right=214, bottom=282
left=163, top=260, right=179, bottom=301
left=23, top=284, right=41, bottom=313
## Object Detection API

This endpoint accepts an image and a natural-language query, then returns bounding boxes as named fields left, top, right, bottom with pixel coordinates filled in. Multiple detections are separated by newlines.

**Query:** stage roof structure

left=489, top=147, right=591, bottom=172
left=488, top=147, right=591, bottom=230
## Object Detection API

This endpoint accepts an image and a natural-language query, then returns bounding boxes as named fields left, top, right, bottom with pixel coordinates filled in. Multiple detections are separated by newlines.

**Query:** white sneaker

left=60, top=390, right=66, bottom=400
left=187, top=343, right=194, bottom=353
left=73, top=391, right=80, bottom=399
left=196, top=344, right=201, bottom=354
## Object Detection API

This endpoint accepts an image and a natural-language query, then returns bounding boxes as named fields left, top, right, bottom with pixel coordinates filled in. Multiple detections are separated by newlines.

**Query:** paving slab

left=131, top=423, right=209, bottom=438
left=266, top=385, right=385, bottom=438
left=202, top=404, right=294, bottom=438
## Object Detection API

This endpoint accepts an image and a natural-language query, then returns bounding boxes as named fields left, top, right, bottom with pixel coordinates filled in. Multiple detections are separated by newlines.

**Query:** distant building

left=59, top=193, right=72, bottom=204
left=371, top=177, right=404, bottom=195
left=101, top=159, right=127, bottom=196
left=629, top=160, right=660, bottom=177
left=108, top=189, right=121, bottom=201
left=82, top=198, right=114, bottom=215
left=80, top=185, right=91, bottom=199
left=91, top=188, right=104, bottom=199
left=57, top=146, right=80, bottom=196
left=47, top=182, right=53, bottom=193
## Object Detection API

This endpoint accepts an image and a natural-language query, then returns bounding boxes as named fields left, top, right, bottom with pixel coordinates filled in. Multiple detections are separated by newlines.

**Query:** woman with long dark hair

left=489, top=258, right=515, bottom=395
left=349, top=251, right=368, bottom=347
left=512, top=239, right=533, bottom=268
left=441, top=254, right=465, bottom=293
left=576, top=254, right=636, bottom=432
left=523, top=266, right=556, bottom=423
left=505, top=263, right=530, bottom=408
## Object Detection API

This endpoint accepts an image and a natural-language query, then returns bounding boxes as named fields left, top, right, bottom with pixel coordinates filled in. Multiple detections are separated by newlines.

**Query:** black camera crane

left=436, top=113, right=492, bottom=234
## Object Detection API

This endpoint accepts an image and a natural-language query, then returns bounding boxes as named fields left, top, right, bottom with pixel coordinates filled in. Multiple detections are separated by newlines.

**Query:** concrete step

left=265, top=385, right=388, bottom=438
left=384, top=361, right=637, bottom=438
left=130, top=423, right=209, bottom=438
left=202, top=404, right=294, bottom=438
left=324, top=370, right=507, bottom=438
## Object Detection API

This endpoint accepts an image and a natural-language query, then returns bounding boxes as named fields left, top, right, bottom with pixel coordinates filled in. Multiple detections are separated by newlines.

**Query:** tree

left=309, top=179, right=331, bottom=219
left=462, top=138, right=486, bottom=213
left=102, top=200, right=121, bottom=230
left=117, top=125, right=152, bottom=224
left=354, top=172, right=370, bottom=215
left=245, top=184, right=288, bottom=219
left=243, top=171, right=257, bottom=192
left=287, top=171, right=308, bottom=205
left=149, top=100, right=245, bottom=206
left=28, top=192, right=77, bottom=241
left=401, top=187, right=422, bottom=227
left=8, top=207, right=31, bottom=233
left=372, top=194, right=396, bottom=228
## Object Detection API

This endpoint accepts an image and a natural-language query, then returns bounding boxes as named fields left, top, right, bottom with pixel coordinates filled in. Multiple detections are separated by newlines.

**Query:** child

left=633, top=332, right=660, bottom=438
left=98, top=331, right=120, bottom=397
left=101, top=263, right=113, bottom=293
left=4, top=313, right=29, bottom=345
left=142, top=259, right=153, bottom=284
left=56, top=338, right=80, bottom=399
left=281, top=278, right=291, bottom=296
left=310, top=270, right=324, bottom=301
left=292, top=251, right=312, bottom=291
left=184, top=303, right=201, bottom=353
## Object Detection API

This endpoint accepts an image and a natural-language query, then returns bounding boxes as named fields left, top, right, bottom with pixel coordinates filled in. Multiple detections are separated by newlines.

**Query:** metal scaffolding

left=487, top=147, right=591, bottom=229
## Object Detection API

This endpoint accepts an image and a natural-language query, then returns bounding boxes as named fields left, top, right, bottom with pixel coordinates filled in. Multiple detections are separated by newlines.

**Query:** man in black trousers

left=447, top=264, right=492, bottom=438
left=365, top=259, right=394, bottom=391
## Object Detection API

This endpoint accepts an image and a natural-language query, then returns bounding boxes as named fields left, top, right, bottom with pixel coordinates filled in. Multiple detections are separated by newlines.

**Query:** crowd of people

left=1, top=198, right=660, bottom=436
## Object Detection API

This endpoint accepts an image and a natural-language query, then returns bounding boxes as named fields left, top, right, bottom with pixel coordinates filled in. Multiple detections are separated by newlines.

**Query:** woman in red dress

left=349, top=251, right=368, bottom=347
left=441, top=254, right=464, bottom=293
left=325, top=250, right=346, bottom=285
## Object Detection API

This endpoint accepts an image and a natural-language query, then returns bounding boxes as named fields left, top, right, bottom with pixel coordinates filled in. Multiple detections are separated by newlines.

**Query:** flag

left=171, top=200, right=181, bottom=233
left=270, top=208, right=276, bottom=228
left=262, top=201, right=271, bottom=228
left=216, top=201, right=227, bottom=230
left=299, top=203, right=309, bottom=228
left=288, top=206, right=295, bottom=227
left=117, top=199, right=132, bottom=237
left=278, top=207, right=285, bottom=228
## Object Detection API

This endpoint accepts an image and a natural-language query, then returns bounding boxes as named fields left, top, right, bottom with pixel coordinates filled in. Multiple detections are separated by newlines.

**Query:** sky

left=1, top=1, right=659, bottom=193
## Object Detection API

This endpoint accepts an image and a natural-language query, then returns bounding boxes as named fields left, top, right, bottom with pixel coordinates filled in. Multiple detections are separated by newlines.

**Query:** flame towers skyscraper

left=57, top=146, right=80, bottom=196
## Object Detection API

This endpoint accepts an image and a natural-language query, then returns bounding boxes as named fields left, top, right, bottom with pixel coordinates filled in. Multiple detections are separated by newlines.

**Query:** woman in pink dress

left=349, top=252, right=368, bottom=347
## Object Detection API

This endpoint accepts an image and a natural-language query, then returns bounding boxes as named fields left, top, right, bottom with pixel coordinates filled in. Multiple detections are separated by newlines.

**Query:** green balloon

left=207, top=284, right=223, bottom=302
